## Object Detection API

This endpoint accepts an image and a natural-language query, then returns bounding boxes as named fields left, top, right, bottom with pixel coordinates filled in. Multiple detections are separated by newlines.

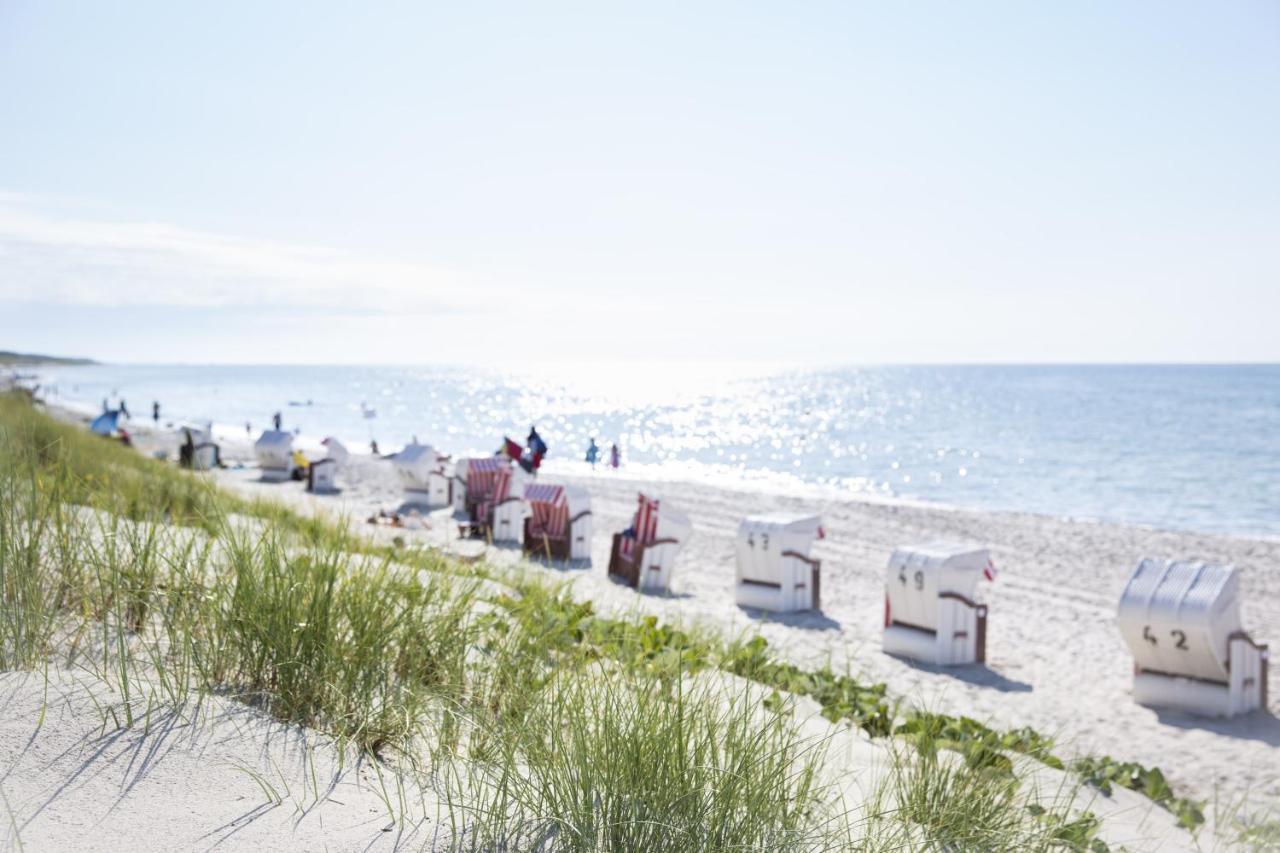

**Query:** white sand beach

left=0, top=669, right=446, bottom=852
left=181, top=429, right=1280, bottom=811
left=5, top=406, right=1273, bottom=852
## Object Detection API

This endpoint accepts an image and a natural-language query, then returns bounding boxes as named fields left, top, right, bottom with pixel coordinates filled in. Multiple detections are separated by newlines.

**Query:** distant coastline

left=0, top=350, right=96, bottom=367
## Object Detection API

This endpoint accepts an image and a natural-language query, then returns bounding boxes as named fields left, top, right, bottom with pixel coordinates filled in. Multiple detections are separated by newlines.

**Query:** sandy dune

left=0, top=669, right=444, bottom=852
left=201, top=439, right=1278, bottom=813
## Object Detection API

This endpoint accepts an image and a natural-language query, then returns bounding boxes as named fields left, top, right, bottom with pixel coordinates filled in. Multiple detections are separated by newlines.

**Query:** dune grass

left=0, top=392, right=1211, bottom=849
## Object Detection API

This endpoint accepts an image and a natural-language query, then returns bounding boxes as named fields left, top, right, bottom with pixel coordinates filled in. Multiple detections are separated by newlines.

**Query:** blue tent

left=90, top=410, right=120, bottom=436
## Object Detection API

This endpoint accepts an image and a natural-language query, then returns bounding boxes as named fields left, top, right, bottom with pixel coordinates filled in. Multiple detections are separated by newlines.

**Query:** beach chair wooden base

left=607, top=533, right=678, bottom=590
left=734, top=553, right=822, bottom=613
left=883, top=593, right=987, bottom=666
left=1131, top=633, right=1268, bottom=717
left=522, top=511, right=592, bottom=562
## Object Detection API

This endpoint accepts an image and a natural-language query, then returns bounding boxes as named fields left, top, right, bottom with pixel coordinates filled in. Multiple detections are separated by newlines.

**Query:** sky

left=1, top=1, right=1278, bottom=366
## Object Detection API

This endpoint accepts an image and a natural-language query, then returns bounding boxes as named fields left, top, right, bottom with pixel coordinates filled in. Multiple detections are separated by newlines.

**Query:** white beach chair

left=734, top=514, right=824, bottom=613
left=1118, top=558, right=1269, bottom=717
left=254, top=430, right=296, bottom=482
left=178, top=425, right=219, bottom=471
left=321, top=436, right=350, bottom=464
left=307, top=458, right=338, bottom=493
left=883, top=543, right=991, bottom=666
left=608, top=494, right=692, bottom=594
left=393, top=443, right=452, bottom=508
left=522, top=483, right=593, bottom=562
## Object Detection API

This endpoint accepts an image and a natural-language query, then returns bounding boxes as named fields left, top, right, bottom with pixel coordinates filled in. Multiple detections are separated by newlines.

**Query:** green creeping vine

left=492, top=586, right=1206, bottom=831
left=1072, top=756, right=1205, bottom=830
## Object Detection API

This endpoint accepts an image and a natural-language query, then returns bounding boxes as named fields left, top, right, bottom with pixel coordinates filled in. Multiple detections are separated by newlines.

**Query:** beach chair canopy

left=1118, top=559, right=1245, bottom=684
left=255, top=429, right=294, bottom=464
left=885, top=543, right=989, bottom=634
left=397, top=442, right=439, bottom=468
left=176, top=423, right=213, bottom=444
left=523, top=483, right=589, bottom=539
left=736, top=513, right=824, bottom=582
left=620, top=493, right=690, bottom=560
left=466, top=457, right=506, bottom=501
left=394, top=442, right=443, bottom=489
left=322, top=436, right=349, bottom=463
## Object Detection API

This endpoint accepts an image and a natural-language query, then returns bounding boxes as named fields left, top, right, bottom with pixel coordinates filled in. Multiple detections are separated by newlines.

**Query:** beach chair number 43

left=1142, top=625, right=1188, bottom=649
left=897, top=567, right=924, bottom=591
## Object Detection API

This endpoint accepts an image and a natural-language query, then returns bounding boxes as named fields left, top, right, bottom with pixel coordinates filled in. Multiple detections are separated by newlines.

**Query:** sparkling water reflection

left=32, top=363, right=1280, bottom=537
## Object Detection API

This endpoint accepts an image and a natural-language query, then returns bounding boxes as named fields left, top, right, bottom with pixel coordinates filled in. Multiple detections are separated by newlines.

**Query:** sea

left=22, top=362, right=1280, bottom=538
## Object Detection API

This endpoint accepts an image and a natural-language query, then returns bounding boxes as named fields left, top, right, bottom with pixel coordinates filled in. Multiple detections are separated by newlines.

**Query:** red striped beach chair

left=522, top=484, right=593, bottom=562
left=608, top=493, right=691, bottom=592
left=462, top=459, right=528, bottom=543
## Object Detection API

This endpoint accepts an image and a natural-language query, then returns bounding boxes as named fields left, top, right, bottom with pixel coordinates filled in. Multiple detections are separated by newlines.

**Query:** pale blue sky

left=2, top=1, right=1278, bottom=365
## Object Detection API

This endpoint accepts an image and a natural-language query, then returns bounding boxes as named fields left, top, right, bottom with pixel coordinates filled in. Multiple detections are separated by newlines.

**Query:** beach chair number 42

left=1142, top=625, right=1189, bottom=649
left=897, top=567, right=924, bottom=591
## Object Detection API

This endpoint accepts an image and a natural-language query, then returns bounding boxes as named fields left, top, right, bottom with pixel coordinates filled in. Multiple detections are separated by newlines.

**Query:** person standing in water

left=609, top=442, right=620, bottom=469
left=585, top=437, right=599, bottom=469
left=152, top=401, right=160, bottom=424
left=272, top=411, right=282, bottom=431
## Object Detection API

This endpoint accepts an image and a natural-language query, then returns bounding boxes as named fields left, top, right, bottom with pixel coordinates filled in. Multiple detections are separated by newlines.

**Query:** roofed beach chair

left=734, top=514, right=824, bottom=613
left=178, top=425, right=219, bottom=471
left=883, top=543, right=992, bottom=666
left=607, top=494, right=691, bottom=593
left=393, top=442, right=452, bottom=508
left=460, top=458, right=528, bottom=544
left=1118, top=558, right=1268, bottom=717
left=522, top=483, right=593, bottom=562
left=307, top=437, right=348, bottom=493
left=254, top=430, right=296, bottom=482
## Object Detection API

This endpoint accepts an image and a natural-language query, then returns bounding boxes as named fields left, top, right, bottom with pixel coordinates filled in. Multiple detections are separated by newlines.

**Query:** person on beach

left=272, top=411, right=282, bottom=431
left=370, top=439, right=379, bottom=455
left=152, top=401, right=160, bottom=423
left=610, top=442, right=620, bottom=469
left=290, top=448, right=309, bottom=481
left=585, top=438, right=599, bottom=468
left=102, top=397, right=109, bottom=413
left=245, top=421, right=251, bottom=436
left=119, top=399, right=130, bottom=419
left=527, top=426, right=548, bottom=471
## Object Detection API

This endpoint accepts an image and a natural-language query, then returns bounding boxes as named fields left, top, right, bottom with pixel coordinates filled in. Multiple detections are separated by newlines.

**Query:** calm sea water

left=26, top=363, right=1280, bottom=538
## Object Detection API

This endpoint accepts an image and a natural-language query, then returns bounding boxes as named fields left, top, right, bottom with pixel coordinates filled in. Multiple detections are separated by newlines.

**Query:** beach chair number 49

left=1142, top=625, right=1189, bottom=649
left=897, top=567, right=924, bottom=591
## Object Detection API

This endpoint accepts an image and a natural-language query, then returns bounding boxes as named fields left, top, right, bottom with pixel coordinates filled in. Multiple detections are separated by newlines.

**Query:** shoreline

left=46, top=392, right=1280, bottom=544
